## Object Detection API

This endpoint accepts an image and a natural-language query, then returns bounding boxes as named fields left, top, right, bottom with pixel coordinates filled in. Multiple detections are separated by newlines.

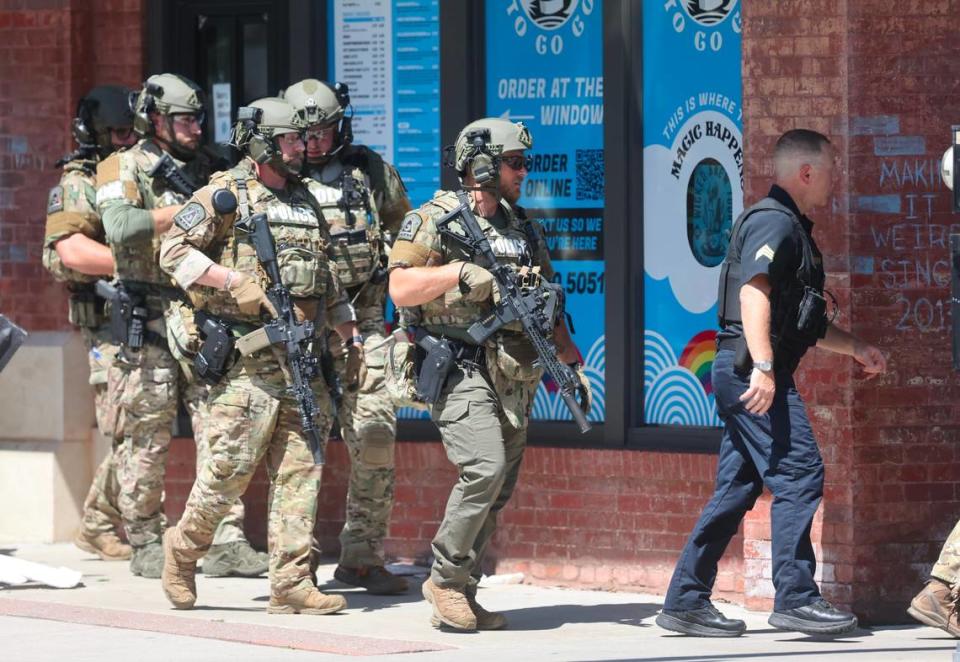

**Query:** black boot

left=656, top=603, right=746, bottom=637
left=768, top=599, right=857, bottom=635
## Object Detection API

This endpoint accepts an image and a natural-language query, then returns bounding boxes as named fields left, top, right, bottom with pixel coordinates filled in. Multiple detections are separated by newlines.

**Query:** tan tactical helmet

left=452, top=117, right=533, bottom=176
left=282, top=78, right=346, bottom=127
left=132, top=73, right=205, bottom=137
left=232, top=96, right=305, bottom=176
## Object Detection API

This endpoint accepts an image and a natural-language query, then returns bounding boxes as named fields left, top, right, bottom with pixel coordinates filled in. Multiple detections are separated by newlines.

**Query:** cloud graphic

left=645, top=366, right=718, bottom=426
left=643, top=110, right=744, bottom=314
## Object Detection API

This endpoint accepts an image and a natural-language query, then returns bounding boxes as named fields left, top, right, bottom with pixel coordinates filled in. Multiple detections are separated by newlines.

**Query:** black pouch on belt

left=194, top=311, right=236, bottom=384
left=413, top=328, right=456, bottom=404
left=796, top=286, right=827, bottom=336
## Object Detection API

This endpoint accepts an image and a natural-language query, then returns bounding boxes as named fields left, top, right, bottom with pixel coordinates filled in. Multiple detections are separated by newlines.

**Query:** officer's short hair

left=774, top=129, right=832, bottom=177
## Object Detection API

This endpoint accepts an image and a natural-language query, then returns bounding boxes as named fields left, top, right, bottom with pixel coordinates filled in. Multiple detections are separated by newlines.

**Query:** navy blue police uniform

left=663, top=184, right=829, bottom=614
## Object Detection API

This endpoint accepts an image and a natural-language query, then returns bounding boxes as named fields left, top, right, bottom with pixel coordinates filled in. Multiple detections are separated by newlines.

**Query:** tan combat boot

left=267, top=586, right=347, bottom=615
left=908, top=579, right=960, bottom=637
left=466, top=586, right=508, bottom=630
left=161, top=528, right=197, bottom=610
left=74, top=530, right=132, bottom=561
left=422, top=578, right=477, bottom=631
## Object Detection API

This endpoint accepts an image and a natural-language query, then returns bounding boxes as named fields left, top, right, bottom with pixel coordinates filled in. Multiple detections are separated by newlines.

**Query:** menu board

left=329, top=0, right=440, bottom=207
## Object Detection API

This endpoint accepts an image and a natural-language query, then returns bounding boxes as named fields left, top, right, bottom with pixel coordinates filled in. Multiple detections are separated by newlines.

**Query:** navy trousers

left=663, top=348, right=824, bottom=612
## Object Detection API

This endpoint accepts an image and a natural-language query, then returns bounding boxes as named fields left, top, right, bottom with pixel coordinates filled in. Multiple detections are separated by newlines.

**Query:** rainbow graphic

left=678, top=330, right=717, bottom=396
left=644, top=330, right=720, bottom=426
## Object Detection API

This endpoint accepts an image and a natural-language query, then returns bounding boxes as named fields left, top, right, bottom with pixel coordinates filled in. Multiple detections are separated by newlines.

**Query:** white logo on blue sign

left=508, top=0, right=595, bottom=55
left=665, top=0, right=741, bottom=52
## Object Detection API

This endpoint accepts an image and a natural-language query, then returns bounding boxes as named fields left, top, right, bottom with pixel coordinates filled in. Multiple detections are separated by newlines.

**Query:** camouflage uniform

left=931, top=521, right=960, bottom=586
left=303, top=148, right=410, bottom=569
left=388, top=190, right=555, bottom=593
left=97, top=138, right=246, bottom=555
left=159, top=157, right=354, bottom=599
left=42, top=157, right=124, bottom=542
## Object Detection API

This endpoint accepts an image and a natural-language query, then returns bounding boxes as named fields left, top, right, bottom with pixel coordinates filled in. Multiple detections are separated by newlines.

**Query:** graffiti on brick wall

left=855, top=117, right=955, bottom=333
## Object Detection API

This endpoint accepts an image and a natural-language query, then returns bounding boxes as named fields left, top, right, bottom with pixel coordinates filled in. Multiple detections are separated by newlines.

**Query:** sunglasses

left=171, top=112, right=205, bottom=127
left=500, top=155, right=529, bottom=171
left=305, top=127, right=335, bottom=141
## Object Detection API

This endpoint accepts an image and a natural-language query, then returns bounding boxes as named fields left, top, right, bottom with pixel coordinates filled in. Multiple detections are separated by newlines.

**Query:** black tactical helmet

left=73, top=85, right=135, bottom=159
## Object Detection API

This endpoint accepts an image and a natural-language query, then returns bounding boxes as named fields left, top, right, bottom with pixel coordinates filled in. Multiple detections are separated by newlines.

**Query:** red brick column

left=742, top=0, right=960, bottom=623
left=0, top=0, right=142, bottom=331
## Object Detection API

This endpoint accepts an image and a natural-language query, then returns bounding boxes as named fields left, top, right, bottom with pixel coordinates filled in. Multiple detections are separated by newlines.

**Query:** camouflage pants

left=429, top=368, right=527, bottom=591
left=187, top=383, right=246, bottom=547
left=171, top=351, right=333, bottom=596
left=110, top=341, right=245, bottom=548
left=333, top=304, right=398, bottom=568
left=78, top=331, right=123, bottom=538
left=932, top=519, right=960, bottom=585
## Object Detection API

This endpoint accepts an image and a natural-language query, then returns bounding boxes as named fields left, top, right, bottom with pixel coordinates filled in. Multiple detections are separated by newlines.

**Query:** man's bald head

left=773, top=129, right=832, bottom=179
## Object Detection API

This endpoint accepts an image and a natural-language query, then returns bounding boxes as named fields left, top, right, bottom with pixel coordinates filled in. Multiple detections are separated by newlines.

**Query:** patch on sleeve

left=755, top=244, right=775, bottom=262
left=173, top=202, right=206, bottom=232
left=397, top=212, right=422, bottom=241
left=46, top=186, right=64, bottom=214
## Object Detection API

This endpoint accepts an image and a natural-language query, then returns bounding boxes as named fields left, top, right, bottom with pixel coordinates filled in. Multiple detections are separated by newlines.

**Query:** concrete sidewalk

left=0, top=544, right=956, bottom=662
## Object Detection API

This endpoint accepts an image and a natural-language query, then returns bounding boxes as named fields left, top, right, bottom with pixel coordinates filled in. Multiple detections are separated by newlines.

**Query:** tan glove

left=458, top=262, right=496, bottom=302
left=344, top=341, right=367, bottom=392
left=227, top=272, right=276, bottom=318
left=573, top=363, right=592, bottom=414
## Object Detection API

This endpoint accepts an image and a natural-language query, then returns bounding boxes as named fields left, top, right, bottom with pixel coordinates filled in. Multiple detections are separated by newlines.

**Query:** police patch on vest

left=397, top=213, right=422, bottom=241
left=174, top=202, right=206, bottom=232
left=47, top=186, right=64, bottom=214
left=755, top=244, right=775, bottom=262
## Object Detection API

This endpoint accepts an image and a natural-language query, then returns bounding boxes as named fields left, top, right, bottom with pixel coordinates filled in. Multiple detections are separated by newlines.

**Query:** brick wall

left=742, top=0, right=960, bottom=622
left=0, top=0, right=142, bottom=331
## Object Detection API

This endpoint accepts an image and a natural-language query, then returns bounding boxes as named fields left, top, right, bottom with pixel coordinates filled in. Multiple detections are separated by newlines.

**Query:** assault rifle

left=236, top=212, right=330, bottom=465
left=436, top=190, right=591, bottom=433
left=148, top=153, right=200, bottom=196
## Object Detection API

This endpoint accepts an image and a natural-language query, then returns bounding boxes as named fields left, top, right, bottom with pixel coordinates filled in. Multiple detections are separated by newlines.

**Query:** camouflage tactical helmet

left=282, top=78, right=346, bottom=128
left=132, top=73, right=206, bottom=137
left=232, top=96, right=305, bottom=177
left=281, top=78, right=352, bottom=161
left=74, top=85, right=135, bottom=158
left=451, top=118, right=533, bottom=177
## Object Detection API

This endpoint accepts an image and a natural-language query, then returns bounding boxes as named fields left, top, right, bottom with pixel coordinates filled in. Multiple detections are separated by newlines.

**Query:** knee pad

left=357, top=424, right=395, bottom=468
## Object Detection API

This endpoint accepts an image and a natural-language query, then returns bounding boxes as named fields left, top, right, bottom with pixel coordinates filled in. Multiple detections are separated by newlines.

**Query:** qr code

left=576, top=149, right=604, bottom=201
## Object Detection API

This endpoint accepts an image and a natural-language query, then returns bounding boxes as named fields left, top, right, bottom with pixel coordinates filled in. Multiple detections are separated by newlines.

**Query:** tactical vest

left=420, top=191, right=537, bottom=336
left=717, top=197, right=826, bottom=350
left=304, top=159, right=382, bottom=289
left=109, top=141, right=191, bottom=288
left=43, top=158, right=107, bottom=329
left=43, top=159, right=100, bottom=285
left=192, top=165, right=331, bottom=323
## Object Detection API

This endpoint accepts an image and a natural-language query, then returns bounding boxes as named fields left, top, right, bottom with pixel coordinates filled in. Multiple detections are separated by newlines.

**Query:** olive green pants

left=429, top=367, right=527, bottom=591
left=932, top=518, right=960, bottom=585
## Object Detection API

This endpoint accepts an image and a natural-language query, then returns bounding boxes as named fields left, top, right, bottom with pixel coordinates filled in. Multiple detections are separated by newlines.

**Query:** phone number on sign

left=550, top=270, right=605, bottom=295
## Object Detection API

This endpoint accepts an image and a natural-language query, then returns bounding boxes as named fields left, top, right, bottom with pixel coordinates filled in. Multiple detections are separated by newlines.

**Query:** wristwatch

left=753, top=359, right=773, bottom=373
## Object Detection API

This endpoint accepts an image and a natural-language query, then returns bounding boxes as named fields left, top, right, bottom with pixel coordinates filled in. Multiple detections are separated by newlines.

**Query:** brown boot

left=909, top=579, right=960, bottom=636
left=268, top=587, right=347, bottom=615
left=466, top=587, right=508, bottom=630
left=74, top=530, right=132, bottom=561
left=161, top=528, right=197, bottom=610
left=422, top=578, right=477, bottom=631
